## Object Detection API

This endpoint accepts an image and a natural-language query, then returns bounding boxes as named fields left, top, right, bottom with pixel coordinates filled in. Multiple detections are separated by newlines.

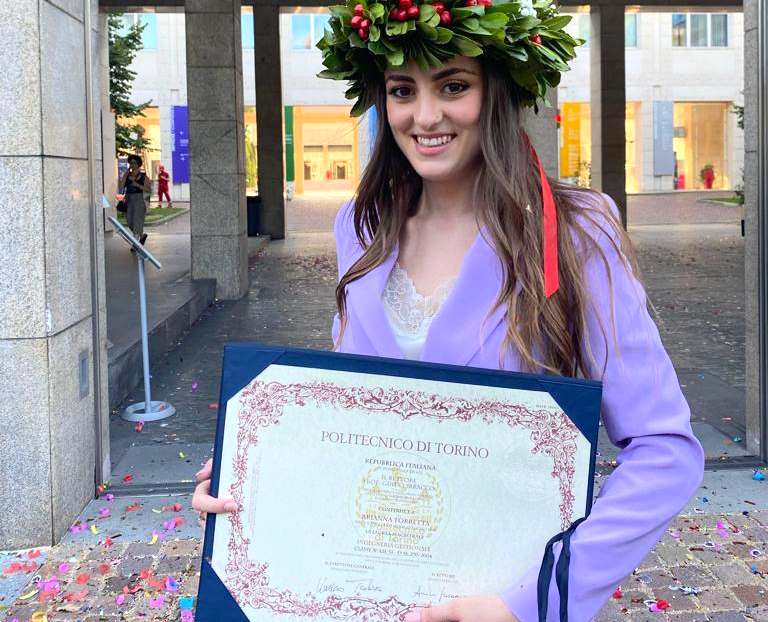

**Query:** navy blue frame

left=196, top=343, right=602, bottom=621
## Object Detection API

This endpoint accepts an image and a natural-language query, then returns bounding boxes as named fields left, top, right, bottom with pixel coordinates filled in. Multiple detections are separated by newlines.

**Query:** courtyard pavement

left=0, top=190, right=754, bottom=621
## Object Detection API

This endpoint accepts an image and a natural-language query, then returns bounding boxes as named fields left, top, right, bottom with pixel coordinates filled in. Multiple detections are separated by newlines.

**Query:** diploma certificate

left=197, top=345, right=600, bottom=622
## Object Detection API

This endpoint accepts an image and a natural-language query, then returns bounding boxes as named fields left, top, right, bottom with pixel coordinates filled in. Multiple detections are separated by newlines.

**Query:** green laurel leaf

left=369, top=3, right=386, bottom=20
left=451, top=33, right=483, bottom=56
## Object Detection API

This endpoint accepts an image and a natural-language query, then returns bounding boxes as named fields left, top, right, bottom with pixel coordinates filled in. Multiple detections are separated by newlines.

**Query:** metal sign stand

left=108, top=216, right=176, bottom=422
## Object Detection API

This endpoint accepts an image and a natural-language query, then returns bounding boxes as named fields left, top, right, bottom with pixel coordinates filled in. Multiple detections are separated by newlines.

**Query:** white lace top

left=382, top=262, right=458, bottom=360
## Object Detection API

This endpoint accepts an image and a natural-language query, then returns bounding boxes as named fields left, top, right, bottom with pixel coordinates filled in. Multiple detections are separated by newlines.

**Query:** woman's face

left=384, top=56, right=484, bottom=184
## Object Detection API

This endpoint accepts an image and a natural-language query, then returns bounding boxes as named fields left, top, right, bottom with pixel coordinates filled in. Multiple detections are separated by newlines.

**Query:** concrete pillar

left=743, top=0, right=763, bottom=457
left=253, top=3, right=286, bottom=239
left=0, top=0, right=107, bottom=548
left=590, top=4, right=627, bottom=226
left=523, top=90, right=559, bottom=179
left=186, top=0, right=248, bottom=299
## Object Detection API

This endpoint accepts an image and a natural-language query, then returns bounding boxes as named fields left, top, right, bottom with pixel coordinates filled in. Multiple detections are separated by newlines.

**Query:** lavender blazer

left=331, top=194, right=705, bottom=622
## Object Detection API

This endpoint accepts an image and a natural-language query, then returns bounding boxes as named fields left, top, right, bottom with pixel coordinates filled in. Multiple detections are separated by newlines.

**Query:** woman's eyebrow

left=385, top=67, right=476, bottom=84
left=431, top=67, right=476, bottom=80
left=385, top=74, right=415, bottom=83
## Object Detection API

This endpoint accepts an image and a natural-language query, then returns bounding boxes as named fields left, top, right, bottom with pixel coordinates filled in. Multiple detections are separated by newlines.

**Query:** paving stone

left=117, top=555, right=150, bottom=577
left=637, top=550, right=663, bottom=570
left=740, top=526, right=768, bottom=543
left=708, top=611, right=749, bottom=622
left=104, top=574, right=134, bottom=593
left=656, top=542, right=698, bottom=566
left=125, top=542, right=163, bottom=558
left=155, top=554, right=190, bottom=576
left=698, top=587, right=742, bottom=611
left=667, top=613, right=710, bottom=622
left=162, top=538, right=201, bottom=558
left=631, top=568, right=675, bottom=588
left=711, top=563, right=763, bottom=586
left=670, top=566, right=720, bottom=587
left=691, top=546, right=733, bottom=565
left=653, top=585, right=696, bottom=610
left=731, top=584, right=768, bottom=608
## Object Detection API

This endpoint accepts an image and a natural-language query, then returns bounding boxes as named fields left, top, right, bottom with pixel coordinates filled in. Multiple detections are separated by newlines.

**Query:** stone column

left=186, top=0, right=248, bottom=299
left=0, top=0, right=106, bottom=548
left=253, top=3, right=286, bottom=239
left=590, top=4, right=627, bottom=226
left=523, top=90, right=559, bottom=179
left=743, top=0, right=763, bottom=456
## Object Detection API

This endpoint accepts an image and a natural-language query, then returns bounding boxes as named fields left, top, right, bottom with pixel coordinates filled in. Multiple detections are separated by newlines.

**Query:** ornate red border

left=222, top=379, right=579, bottom=619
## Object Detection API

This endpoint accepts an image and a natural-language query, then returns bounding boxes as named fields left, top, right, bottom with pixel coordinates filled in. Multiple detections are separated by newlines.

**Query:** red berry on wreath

left=465, top=0, right=479, bottom=5
left=396, top=8, right=408, bottom=20
left=439, top=10, right=452, bottom=25
left=361, top=18, right=371, bottom=28
left=398, top=0, right=412, bottom=9
left=530, top=34, right=542, bottom=45
left=354, top=4, right=365, bottom=14
left=407, top=5, right=420, bottom=18
left=358, top=27, right=369, bottom=39
left=390, top=7, right=399, bottom=18
left=433, top=2, right=444, bottom=11
left=351, top=15, right=362, bottom=27
left=479, top=0, right=492, bottom=6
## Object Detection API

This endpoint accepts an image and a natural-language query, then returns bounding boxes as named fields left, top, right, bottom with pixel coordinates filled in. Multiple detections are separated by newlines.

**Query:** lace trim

left=382, top=262, right=457, bottom=335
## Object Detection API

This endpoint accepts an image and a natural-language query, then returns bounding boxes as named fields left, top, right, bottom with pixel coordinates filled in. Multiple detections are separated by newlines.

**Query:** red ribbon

left=530, top=146, right=559, bottom=298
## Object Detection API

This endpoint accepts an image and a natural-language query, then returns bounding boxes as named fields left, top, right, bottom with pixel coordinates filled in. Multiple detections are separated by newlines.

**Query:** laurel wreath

left=316, top=0, right=584, bottom=116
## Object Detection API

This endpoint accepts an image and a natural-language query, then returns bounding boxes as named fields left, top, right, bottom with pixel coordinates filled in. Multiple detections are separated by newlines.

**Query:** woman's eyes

left=387, top=81, right=470, bottom=99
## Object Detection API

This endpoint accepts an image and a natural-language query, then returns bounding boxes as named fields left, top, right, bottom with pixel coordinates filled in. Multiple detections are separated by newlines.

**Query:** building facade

left=122, top=8, right=744, bottom=198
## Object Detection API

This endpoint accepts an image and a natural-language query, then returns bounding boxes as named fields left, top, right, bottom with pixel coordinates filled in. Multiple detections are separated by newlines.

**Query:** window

left=291, top=13, right=330, bottom=50
left=119, top=14, right=157, bottom=50
left=690, top=14, right=708, bottom=47
left=711, top=14, right=728, bottom=47
left=672, top=13, right=729, bottom=48
left=625, top=14, right=638, bottom=47
left=672, top=13, right=687, bottom=47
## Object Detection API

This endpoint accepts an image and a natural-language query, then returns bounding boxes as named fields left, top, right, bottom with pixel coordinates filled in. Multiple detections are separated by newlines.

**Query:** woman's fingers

left=195, top=458, right=213, bottom=483
left=412, top=603, right=456, bottom=622
left=191, top=477, right=239, bottom=514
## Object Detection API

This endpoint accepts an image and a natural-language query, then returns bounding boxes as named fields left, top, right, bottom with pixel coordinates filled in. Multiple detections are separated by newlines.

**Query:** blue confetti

left=179, top=595, right=195, bottom=610
left=702, top=496, right=709, bottom=503
left=753, top=471, right=765, bottom=481
left=752, top=564, right=759, bottom=574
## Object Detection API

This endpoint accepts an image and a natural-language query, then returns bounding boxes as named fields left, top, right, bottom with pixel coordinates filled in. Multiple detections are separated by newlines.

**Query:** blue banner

left=171, top=105, right=190, bottom=183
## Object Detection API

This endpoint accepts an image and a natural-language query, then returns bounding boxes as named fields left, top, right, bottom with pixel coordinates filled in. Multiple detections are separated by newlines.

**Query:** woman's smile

left=413, top=133, right=457, bottom=155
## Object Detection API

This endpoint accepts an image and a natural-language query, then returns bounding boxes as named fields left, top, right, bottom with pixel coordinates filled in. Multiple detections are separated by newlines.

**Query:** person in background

left=157, top=164, right=172, bottom=208
left=119, top=154, right=151, bottom=246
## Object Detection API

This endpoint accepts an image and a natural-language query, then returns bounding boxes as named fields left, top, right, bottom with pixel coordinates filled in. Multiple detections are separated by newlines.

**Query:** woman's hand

left=404, top=596, right=520, bottom=622
left=192, top=458, right=239, bottom=528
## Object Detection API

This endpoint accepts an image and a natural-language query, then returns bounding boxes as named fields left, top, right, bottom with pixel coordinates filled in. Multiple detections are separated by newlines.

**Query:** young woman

left=193, top=2, right=704, bottom=620
left=119, top=154, right=151, bottom=245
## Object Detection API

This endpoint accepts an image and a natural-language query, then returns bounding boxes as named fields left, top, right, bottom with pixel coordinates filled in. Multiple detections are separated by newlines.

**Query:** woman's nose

left=413, top=95, right=442, bottom=129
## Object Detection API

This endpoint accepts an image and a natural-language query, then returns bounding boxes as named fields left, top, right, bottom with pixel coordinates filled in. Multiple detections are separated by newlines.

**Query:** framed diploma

left=196, top=344, right=601, bottom=622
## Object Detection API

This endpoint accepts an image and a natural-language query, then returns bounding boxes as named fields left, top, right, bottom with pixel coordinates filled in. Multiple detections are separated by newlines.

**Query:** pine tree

left=108, top=14, right=153, bottom=156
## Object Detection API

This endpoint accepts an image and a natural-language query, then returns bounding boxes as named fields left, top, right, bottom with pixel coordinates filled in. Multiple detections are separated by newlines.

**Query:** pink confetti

left=149, top=594, right=166, bottom=608
left=116, top=593, right=126, bottom=605
left=104, top=493, right=114, bottom=502
left=191, top=382, right=199, bottom=392
left=58, top=563, right=70, bottom=573
left=99, top=507, right=111, bottom=518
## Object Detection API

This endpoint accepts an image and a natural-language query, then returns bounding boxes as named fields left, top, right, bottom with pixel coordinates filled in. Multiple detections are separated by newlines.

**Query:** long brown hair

left=335, top=57, right=639, bottom=380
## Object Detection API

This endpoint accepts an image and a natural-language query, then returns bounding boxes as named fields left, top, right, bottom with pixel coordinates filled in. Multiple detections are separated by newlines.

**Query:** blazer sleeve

left=331, top=200, right=356, bottom=345
left=501, top=193, right=705, bottom=622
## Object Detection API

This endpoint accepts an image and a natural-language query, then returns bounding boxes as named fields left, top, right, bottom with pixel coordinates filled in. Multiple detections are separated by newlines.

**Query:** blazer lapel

left=346, top=243, right=405, bottom=359
left=419, top=228, right=507, bottom=366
